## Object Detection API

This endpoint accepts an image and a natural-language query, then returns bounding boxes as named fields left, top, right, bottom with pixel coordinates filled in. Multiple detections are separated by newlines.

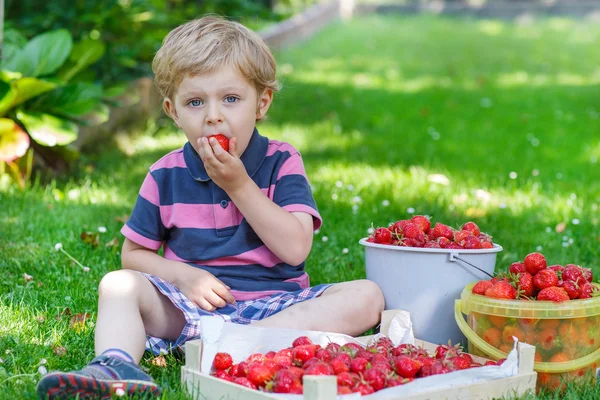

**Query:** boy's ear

left=256, top=89, right=273, bottom=120
left=163, top=98, right=181, bottom=127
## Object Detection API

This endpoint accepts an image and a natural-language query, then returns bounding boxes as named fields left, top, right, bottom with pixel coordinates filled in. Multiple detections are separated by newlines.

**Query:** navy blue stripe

left=151, top=151, right=296, bottom=206
left=127, top=195, right=166, bottom=241
left=168, top=222, right=261, bottom=260
left=274, top=174, right=318, bottom=209
left=188, top=263, right=305, bottom=292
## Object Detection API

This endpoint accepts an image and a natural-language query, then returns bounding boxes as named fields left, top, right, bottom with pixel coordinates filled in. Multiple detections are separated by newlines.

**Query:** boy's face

left=164, top=66, right=273, bottom=155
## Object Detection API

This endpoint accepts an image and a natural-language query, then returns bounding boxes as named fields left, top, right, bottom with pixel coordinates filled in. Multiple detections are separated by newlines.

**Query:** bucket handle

left=449, top=252, right=494, bottom=279
left=454, top=300, right=600, bottom=373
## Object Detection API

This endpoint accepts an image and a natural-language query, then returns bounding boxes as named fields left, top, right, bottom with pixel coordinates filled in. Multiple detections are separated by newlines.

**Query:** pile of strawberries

left=472, top=252, right=598, bottom=302
left=366, top=215, right=494, bottom=249
left=209, top=335, right=505, bottom=395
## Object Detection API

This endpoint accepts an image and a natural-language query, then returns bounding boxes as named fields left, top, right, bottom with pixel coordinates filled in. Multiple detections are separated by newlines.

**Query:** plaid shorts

left=142, top=273, right=333, bottom=355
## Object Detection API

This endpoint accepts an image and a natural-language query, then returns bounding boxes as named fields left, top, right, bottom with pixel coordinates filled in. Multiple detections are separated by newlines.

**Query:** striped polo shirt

left=121, top=129, right=322, bottom=301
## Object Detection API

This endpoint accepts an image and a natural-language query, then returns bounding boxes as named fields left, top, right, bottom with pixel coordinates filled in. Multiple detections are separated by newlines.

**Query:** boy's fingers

left=229, top=137, right=239, bottom=158
left=214, top=285, right=236, bottom=305
left=206, top=291, right=227, bottom=309
left=196, top=298, right=216, bottom=312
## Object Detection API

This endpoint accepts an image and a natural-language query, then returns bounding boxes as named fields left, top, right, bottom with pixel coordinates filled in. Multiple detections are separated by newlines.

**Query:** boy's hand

left=197, top=136, right=249, bottom=193
left=175, top=266, right=236, bottom=312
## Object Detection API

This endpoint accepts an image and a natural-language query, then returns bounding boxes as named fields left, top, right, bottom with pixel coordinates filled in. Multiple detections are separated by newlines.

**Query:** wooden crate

left=181, top=310, right=537, bottom=400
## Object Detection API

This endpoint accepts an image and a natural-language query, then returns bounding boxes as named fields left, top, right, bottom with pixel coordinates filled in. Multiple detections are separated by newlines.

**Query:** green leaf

left=35, top=83, right=102, bottom=118
left=12, top=78, right=58, bottom=108
left=0, top=118, right=30, bottom=162
left=77, top=103, right=110, bottom=126
left=24, top=29, right=73, bottom=77
left=58, top=37, right=105, bottom=82
left=1, top=45, right=36, bottom=77
left=0, top=82, right=17, bottom=117
left=16, top=111, right=78, bottom=147
left=103, top=85, right=127, bottom=98
left=4, top=29, right=28, bottom=48
left=0, top=70, right=23, bottom=83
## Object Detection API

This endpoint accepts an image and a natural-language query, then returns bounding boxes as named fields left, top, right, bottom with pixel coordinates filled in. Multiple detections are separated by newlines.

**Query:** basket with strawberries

left=457, top=251, right=600, bottom=391
left=208, top=335, right=505, bottom=395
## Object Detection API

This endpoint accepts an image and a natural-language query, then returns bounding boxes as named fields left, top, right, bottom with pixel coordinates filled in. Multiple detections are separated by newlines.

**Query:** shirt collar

left=184, top=128, right=268, bottom=182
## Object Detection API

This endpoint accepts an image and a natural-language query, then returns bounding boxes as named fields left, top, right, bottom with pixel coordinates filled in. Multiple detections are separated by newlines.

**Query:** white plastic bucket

left=359, top=238, right=503, bottom=345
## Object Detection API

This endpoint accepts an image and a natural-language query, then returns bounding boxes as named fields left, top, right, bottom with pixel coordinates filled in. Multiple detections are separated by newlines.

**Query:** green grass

left=2, top=14, right=600, bottom=399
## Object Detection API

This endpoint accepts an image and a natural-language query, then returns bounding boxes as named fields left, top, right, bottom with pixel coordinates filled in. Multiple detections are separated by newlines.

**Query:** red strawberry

left=373, top=227, right=393, bottom=244
left=484, top=281, right=517, bottom=299
left=304, top=360, right=334, bottom=376
left=419, top=360, right=449, bottom=377
left=430, top=223, right=455, bottom=240
left=393, top=356, right=422, bottom=378
left=264, top=351, right=276, bottom=359
left=559, top=280, right=581, bottom=299
left=208, top=134, right=230, bottom=152
left=292, top=336, right=312, bottom=347
left=246, top=353, right=265, bottom=363
left=480, top=241, right=494, bottom=249
left=302, top=357, right=321, bottom=370
left=548, top=265, right=564, bottom=277
left=462, top=235, right=483, bottom=249
left=411, top=215, right=431, bottom=233
left=349, top=357, right=369, bottom=374
left=401, top=222, right=423, bottom=239
left=292, top=345, right=317, bottom=366
left=212, top=369, right=232, bottom=381
left=247, top=363, right=275, bottom=388
left=424, top=240, right=441, bottom=248
left=462, top=221, right=481, bottom=236
left=517, top=272, right=535, bottom=298
left=354, top=349, right=374, bottom=361
left=533, top=269, right=559, bottom=291
left=287, top=366, right=304, bottom=380
left=233, top=376, right=257, bottom=389
left=537, top=286, right=570, bottom=302
left=582, top=267, right=593, bottom=283
left=434, top=341, right=462, bottom=359
left=332, top=352, right=351, bottom=366
left=509, top=262, right=526, bottom=274
left=337, top=386, right=353, bottom=394
left=272, top=369, right=302, bottom=394
left=353, top=383, right=375, bottom=395
left=563, top=265, right=583, bottom=282
left=450, top=354, right=472, bottom=370
left=330, top=359, right=349, bottom=374
left=362, top=368, right=387, bottom=391
left=336, top=372, right=360, bottom=388
left=389, top=220, right=411, bottom=235
left=276, top=348, right=292, bottom=358
left=325, top=342, right=340, bottom=354
left=579, top=282, right=597, bottom=299
left=314, top=348, right=333, bottom=362
left=272, top=355, right=293, bottom=368
left=212, top=352, right=233, bottom=371
left=454, top=229, right=472, bottom=243
left=524, top=252, right=547, bottom=275
left=387, top=377, right=413, bottom=387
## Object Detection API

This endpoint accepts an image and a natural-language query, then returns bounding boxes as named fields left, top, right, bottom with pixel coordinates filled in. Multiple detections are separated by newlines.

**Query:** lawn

left=1, top=13, right=600, bottom=399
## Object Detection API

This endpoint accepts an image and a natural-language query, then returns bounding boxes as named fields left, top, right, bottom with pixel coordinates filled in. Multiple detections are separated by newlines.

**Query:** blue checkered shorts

left=142, top=273, right=333, bottom=355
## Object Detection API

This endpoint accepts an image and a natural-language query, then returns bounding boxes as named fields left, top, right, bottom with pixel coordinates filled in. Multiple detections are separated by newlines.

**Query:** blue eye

left=189, top=99, right=203, bottom=107
left=225, top=96, right=238, bottom=103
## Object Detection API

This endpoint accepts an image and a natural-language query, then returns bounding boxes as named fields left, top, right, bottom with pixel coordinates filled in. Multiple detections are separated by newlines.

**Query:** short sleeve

left=273, top=153, right=322, bottom=230
left=120, top=172, right=166, bottom=250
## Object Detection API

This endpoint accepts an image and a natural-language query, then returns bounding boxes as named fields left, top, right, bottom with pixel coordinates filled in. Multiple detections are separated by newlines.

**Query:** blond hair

left=152, top=15, right=279, bottom=111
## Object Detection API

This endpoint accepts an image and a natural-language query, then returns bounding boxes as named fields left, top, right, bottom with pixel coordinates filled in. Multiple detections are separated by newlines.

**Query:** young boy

left=37, top=15, right=384, bottom=399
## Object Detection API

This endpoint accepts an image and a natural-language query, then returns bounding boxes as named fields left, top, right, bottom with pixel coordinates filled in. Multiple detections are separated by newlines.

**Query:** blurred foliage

left=4, top=0, right=317, bottom=85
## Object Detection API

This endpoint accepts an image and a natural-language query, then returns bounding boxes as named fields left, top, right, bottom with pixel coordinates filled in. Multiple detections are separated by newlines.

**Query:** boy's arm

left=121, top=238, right=236, bottom=310
left=228, top=180, right=314, bottom=266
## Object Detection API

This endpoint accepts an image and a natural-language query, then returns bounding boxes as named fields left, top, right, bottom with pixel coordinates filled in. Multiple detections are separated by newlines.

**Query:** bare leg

left=95, top=270, right=186, bottom=363
left=253, top=280, right=385, bottom=336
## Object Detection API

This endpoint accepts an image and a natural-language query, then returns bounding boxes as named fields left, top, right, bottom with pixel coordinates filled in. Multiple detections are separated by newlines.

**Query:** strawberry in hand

left=207, top=134, right=230, bottom=152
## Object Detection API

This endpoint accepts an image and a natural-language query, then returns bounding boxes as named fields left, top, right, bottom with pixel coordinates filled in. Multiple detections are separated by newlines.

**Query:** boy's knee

left=98, top=269, right=145, bottom=298
left=358, top=279, right=385, bottom=315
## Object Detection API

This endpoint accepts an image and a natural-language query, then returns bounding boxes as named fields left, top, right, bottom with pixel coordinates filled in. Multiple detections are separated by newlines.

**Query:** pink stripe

left=276, top=155, right=308, bottom=181
left=266, top=141, right=297, bottom=157
left=139, top=173, right=160, bottom=206
left=283, top=204, right=322, bottom=230
left=230, top=289, right=285, bottom=301
left=150, top=148, right=186, bottom=171
left=284, top=272, right=310, bottom=288
left=163, top=245, right=283, bottom=267
left=120, top=224, right=163, bottom=250
left=160, top=203, right=245, bottom=229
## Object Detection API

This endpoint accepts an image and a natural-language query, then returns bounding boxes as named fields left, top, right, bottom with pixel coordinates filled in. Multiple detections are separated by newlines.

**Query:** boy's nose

left=206, top=103, right=223, bottom=124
